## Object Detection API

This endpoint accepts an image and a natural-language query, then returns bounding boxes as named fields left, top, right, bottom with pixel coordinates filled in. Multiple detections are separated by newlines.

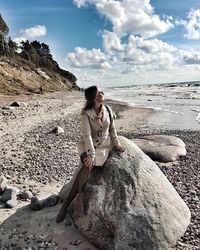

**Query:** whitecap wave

left=191, top=109, right=199, bottom=113
left=196, top=113, right=200, bottom=124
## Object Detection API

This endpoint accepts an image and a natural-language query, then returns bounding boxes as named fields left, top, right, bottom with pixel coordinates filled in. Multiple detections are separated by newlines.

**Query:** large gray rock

left=131, top=135, right=186, bottom=162
left=60, top=136, right=190, bottom=250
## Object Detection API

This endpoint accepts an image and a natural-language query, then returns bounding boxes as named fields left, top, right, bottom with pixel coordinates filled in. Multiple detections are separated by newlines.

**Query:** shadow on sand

left=0, top=200, right=97, bottom=249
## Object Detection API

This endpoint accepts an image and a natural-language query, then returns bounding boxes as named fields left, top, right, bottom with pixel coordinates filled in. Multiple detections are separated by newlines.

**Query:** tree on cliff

left=8, top=37, right=18, bottom=56
left=0, top=14, right=77, bottom=86
left=20, top=40, right=58, bottom=69
left=19, top=40, right=77, bottom=83
left=0, top=14, right=9, bottom=55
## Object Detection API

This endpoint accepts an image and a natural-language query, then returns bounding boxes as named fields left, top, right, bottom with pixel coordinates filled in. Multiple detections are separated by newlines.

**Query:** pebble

left=0, top=175, right=7, bottom=194
left=30, top=246, right=37, bottom=250
left=73, top=239, right=82, bottom=246
left=20, top=190, right=33, bottom=200
left=6, top=198, right=18, bottom=208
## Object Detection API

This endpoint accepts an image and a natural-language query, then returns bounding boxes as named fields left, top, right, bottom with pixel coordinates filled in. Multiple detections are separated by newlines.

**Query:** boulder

left=131, top=135, right=186, bottom=162
left=60, top=136, right=190, bottom=250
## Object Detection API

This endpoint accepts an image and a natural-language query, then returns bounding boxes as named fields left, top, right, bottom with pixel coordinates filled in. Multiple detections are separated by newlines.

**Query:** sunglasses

left=98, top=91, right=104, bottom=95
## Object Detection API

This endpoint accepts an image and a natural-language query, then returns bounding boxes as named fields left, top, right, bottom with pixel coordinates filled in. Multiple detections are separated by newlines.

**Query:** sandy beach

left=0, top=90, right=199, bottom=249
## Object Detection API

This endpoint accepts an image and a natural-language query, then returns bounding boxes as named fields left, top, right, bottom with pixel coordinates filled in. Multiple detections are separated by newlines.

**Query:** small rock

left=10, top=102, right=20, bottom=107
left=14, top=246, right=22, bottom=250
left=51, top=126, right=64, bottom=134
left=12, top=234, right=19, bottom=242
left=0, top=175, right=7, bottom=194
left=42, top=194, right=59, bottom=207
left=6, top=198, right=18, bottom=208
left=35, top=238, right=43, bottom=243
left=30, top=246, right=38, bottom=250
left=73, top=239, right=82, bottom=246
left=20, top=101, right=27, bottom=108
left=0, top=186, right=20, bottom=202
left=20, top=190, right=33, bottom=200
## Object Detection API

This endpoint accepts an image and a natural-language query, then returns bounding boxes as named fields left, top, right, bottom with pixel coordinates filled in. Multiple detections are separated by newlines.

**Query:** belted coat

left=78, top=105, right=119, bottom=166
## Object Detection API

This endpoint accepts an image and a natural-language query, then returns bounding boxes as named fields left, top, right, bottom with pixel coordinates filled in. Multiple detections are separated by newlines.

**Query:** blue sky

left=0, top=0, right=200, bottom=87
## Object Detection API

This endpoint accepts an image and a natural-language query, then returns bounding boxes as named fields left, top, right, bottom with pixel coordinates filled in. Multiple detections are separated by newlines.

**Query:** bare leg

left=56, top=164, right=93, bottom=223
left=74, top=165, right=92, bottom=217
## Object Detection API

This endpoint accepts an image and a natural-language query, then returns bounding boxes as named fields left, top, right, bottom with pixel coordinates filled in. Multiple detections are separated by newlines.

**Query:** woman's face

left=95, top=88, right=105, bottom=103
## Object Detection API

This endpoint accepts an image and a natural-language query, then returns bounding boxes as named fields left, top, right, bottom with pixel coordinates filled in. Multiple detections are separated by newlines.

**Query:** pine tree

left=0, top=14, right=9, bottom=55
left=8, top=37, right=18, bottom=56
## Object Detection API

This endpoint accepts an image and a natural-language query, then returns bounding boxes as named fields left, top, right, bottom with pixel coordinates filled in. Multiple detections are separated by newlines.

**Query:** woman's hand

left=114, top=144, right=125, bottom=153
left=83, top=155, right=94, bottom=169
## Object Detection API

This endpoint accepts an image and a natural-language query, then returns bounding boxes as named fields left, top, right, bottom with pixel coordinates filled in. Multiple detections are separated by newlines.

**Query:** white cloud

left=176, top=9, right=200, bottom=40
left=21, top=25, right=47, bottom=38
left=184, top=9, right=200, bottom=40
left=73, top=0, right=173, bottom=38
left=102, top=32, right=177, bottom=68
left=179, top=49, right=200, bottom=64
left=68, top=2, right=200, bottom=87
left=13, top=25, right=47, bottom=47
left=13, top=37, right=26, bottom=45
left=127, top=35, right=176, bottom=53
left=67, top=32, right=200, bottom=77
left=67, top=47, right=111, bottom=69
left=102, top=31, right=123, bottom=53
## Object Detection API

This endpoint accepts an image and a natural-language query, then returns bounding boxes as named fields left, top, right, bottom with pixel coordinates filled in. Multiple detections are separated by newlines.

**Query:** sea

left=104, top=81, right=200, bottom=131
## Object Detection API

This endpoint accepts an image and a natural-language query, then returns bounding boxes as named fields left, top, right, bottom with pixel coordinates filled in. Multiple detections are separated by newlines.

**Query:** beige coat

left=78, top=105, right=119, bottom=166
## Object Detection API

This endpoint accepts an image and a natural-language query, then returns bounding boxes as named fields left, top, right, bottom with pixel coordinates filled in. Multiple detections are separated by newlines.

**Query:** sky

left=0, top=0, right=200, bottom=88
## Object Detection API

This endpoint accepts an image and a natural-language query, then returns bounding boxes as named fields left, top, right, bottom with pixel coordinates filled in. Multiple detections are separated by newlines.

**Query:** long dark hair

left=81, top=85, right=103, bottom=120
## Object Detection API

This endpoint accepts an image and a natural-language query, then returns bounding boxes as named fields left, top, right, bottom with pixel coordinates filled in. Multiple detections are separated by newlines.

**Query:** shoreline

left=105, top=86, right=200, bottom=131
left=0, top=91, right=199, bottom=249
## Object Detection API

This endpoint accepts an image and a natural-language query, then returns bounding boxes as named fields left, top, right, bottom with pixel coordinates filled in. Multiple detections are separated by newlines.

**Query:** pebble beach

left=0, top=90, right=199, bottom=249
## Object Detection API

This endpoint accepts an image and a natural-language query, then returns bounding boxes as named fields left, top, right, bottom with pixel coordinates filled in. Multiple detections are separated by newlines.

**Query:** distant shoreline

left=104, top=80, right=200, bottom=89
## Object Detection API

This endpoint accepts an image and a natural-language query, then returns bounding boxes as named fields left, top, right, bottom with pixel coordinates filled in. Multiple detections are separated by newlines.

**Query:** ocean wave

left=175, top=96, right=198, bottom=100
left=191, top=109, right=199, bottom=113
left=196, top=113, right=200, bottom=124
left=128, top=104, right=185, bottom=115
left=106, top=81, right=200, bottom=90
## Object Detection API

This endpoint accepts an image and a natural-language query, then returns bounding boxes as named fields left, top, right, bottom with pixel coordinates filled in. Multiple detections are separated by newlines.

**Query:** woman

left=56, top=85, right=124, bottom=223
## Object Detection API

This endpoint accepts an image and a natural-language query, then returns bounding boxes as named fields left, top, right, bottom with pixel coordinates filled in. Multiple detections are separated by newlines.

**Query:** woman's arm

left=109, top=107, right=125, bottom=152
left=108, top=108, right=120, bottom=146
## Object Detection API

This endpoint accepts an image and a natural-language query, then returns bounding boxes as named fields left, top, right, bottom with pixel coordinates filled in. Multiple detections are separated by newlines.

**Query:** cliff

left=0, top=57, right=79, bottom=94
